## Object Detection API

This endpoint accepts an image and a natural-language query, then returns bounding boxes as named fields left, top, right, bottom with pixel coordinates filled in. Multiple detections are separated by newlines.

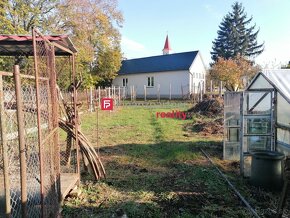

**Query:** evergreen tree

left=211, top=2, right=264, bottom=62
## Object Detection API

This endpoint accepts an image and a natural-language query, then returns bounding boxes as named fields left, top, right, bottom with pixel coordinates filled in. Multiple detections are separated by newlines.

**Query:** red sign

left=101, top=98, right=113, bottom=110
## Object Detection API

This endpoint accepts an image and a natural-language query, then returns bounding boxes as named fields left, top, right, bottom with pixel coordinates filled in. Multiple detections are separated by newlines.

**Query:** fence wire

left=34, top=30, right=59, bottom=217
left=0, top=29, right=67, bottom=217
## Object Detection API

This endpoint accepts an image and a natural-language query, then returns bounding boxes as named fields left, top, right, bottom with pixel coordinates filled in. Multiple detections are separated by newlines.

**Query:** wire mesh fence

left=0, top=29, right=78, bottom=217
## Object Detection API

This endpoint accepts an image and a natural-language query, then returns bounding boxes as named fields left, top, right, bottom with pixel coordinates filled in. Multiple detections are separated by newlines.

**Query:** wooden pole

left=181, top=85, right=183, bottom=99
left=98, top=86, right=101, bottom=107
left=130, top=86, right=132, bottom=101
left=219, top=81, right=223, bottom=97
left=193, top=82, right=195, bottom=103
left=200, top=82, right=203, bottom=101
left=169, top=83, right=171, bottom=101
left=157, top=84, right=160, bottom=102
left=118, top=86, right=121, bottom=106
left=90, top=86, right=93, bottom=112
left=14, top=65, right=27, bottom=218
left=144, top=85, right=146, bottom=101
left=210, top=80, right=213, bottom=97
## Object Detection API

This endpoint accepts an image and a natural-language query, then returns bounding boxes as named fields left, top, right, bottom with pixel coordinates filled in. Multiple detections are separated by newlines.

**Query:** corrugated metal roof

left=261, top=69, right=290, bottom=102
left=0, top=34, right=77, bottom=56
left=118, top=51, right=199, bottom=75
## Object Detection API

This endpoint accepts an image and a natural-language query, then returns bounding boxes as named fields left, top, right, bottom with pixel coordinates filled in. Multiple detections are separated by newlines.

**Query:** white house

left=113, top=36, right=206, bottom=99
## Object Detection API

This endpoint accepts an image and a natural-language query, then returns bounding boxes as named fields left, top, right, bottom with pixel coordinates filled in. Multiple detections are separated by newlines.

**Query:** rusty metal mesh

left=0, top=30, right=64, bottom=217
left=0, top=80, right=22, bottom=217
left=34, top=30, right=59, bottom=217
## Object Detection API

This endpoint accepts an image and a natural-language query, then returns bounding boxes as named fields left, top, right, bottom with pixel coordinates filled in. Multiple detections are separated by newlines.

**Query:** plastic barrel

left=250, top=150, right=285, bottom=191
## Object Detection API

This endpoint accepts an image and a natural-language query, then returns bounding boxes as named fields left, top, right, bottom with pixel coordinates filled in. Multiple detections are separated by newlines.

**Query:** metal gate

left=223, top=90, right=275, bottom=176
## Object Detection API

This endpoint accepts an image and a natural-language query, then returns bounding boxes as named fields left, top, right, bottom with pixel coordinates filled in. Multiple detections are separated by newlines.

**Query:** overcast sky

left=118, top=0, right=290, bottom=68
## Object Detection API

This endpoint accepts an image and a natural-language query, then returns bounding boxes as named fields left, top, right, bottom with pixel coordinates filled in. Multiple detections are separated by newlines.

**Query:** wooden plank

left=60, top=173, right=79, bottom=201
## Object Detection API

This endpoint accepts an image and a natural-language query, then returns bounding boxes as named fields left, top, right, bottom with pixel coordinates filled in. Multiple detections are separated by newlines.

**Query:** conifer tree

left=211, top=2, right=264, bottom=62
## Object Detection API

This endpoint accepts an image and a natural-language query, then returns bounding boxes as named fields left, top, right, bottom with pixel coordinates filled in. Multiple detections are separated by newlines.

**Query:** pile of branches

left=187, top=97, right=224, bottom=117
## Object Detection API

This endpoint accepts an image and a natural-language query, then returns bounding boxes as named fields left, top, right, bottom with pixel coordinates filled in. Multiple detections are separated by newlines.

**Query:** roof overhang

left=0, top=35, right=77, bottom=56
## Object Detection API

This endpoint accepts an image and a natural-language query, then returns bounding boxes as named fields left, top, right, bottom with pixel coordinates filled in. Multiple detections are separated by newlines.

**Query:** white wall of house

left=113, top=70, right=189, bottom=98
left=112, top=52, right=207, bottom=98
left=189, top=52, right=206, bottom=94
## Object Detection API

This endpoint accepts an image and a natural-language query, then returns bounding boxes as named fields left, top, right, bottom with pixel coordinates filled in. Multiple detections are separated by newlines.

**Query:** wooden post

left=193, top=82, right=195, bottom=103
left=197, top=82, right=201, bottom=102
left=181, top=85, right=183, bottom=99
left=210, top=80, right=213, bottom=97
left=89, top=86, right=93, bottom=112
left=157, top=84, right=160, bottom=102
left=130, top=86, right=132, bottom=102
left=85, top=89, right=89, bottom=110
left=219, top=81, right=223, bottom=97
left=108, top=87, right=111, bottom=98
left=98, top=86, right=101, bottom=108
left=144, top=85, right=146, bottom=101
left=133, top=86, right=135, bottom=101
left=118, top=86, right=121, bottom=106
left=14, top=65, right=27, bottom=217
left=169, top=83, right=171, bottom=101
left=200, top=82, right=203, bottom=101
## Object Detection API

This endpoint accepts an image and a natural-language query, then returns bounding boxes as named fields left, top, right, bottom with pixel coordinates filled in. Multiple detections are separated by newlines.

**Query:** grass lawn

left=62, top=104, right=281, bottom=218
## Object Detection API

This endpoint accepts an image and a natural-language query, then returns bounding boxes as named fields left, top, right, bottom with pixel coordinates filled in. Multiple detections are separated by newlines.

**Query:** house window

left=122, top=78, right=128, bottom=87
left=147, top=76, right=154, bottom=87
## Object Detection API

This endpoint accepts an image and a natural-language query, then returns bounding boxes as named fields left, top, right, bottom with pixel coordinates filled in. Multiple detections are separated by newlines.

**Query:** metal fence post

left=13, top=65, right=27, bottom=218
left=98, top=86, right=101, bottom=107
left=32, top=29, right=45, bottom=216
left=49, top=46, right=61, bottom=202
left=72, top=54, right=81, bottom=184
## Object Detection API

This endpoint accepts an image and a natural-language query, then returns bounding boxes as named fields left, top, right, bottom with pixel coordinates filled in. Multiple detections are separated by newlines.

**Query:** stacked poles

left=59, top=119, right=106, bottom=180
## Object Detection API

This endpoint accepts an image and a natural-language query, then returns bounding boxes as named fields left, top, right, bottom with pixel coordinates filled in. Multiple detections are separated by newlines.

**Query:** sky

left=118, top=0, right=290, bottom=68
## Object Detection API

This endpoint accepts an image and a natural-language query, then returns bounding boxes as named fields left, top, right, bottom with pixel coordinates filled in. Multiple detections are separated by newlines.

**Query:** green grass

left=62, top=104, right=280, bottom=218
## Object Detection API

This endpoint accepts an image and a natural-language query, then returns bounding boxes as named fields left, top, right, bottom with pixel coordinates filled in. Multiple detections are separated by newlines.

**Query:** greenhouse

left=224, top=69, right=290, bottom=176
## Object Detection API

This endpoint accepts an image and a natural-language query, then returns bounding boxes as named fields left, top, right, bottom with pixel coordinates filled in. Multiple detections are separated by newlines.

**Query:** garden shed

left=224, top=69, right=290, bottom=176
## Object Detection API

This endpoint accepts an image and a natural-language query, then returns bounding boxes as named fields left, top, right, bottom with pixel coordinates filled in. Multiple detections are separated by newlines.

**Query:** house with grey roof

left=112, top=36, right=206, bottom=99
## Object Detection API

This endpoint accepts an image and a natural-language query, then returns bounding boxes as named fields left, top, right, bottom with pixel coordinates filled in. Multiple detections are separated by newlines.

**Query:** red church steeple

left=163, top=34, right=171, bottom=55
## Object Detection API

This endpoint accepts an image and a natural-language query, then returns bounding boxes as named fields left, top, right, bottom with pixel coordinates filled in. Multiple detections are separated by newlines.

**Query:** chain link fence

left=0, top=29, right=78, bottom=217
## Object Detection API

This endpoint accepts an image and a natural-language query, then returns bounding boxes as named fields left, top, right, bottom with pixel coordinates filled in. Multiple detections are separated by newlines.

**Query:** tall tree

left=51, top=0, right=123, bottom=88
left=211, top=2, right=264, bottom=62
left=0, top=0, right=123, bottom=89
left=0, top=0, right=57, bottom=34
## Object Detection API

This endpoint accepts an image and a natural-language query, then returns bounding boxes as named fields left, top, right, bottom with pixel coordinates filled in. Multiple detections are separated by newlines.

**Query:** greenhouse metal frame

left=224, top=69, right=290, bottom=176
